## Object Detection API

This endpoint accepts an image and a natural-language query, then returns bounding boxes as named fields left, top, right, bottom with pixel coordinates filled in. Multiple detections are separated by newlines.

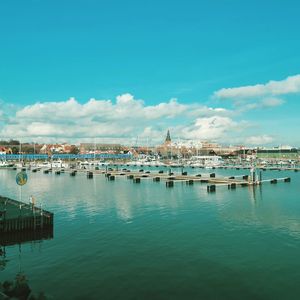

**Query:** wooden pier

left=0, top=196, right=54, bottom=233
left=61, top=167, right=292, bottom=192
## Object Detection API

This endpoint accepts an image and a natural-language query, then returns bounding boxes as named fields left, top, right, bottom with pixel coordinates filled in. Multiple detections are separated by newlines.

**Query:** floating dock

left=0, top=196, right=54, bottom=233
left=63, top=167, right=292, bottom=192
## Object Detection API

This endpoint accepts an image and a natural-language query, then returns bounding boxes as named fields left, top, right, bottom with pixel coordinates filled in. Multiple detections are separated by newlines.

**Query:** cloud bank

left=1, top=94, right=239, bottom=144
left=214, top=74, right=300, bottom=100
left=1, top=73, right=295, bottom=146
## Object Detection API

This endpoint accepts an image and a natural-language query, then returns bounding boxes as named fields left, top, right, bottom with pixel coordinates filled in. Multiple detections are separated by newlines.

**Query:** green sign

left=16, top=171, right=28, bottom=186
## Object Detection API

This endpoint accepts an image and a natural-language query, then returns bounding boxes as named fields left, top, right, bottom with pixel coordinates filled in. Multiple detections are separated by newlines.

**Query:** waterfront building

left=79, top=143, right=123, bottom=154
left=0, top=146, right=13, bottom=155
left=40, top=143, right=73, bottom=155
left=156, top=130, right=173, bottom=158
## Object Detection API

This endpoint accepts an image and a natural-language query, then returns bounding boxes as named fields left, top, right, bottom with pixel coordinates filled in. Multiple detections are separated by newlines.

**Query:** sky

left=1, top=0, right=300, bottom=146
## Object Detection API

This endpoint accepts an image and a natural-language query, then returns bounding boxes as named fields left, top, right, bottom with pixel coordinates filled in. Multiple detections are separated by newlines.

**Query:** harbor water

left=1, top=167, right=300, bottom=299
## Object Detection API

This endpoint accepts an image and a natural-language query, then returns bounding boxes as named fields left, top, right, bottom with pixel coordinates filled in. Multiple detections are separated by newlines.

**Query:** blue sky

left=0, top=0, right=300, bottom=145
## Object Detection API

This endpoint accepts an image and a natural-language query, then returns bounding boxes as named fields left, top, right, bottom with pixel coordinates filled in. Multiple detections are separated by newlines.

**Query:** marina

left=0, top=161, right=300, bottom=299
left=0, top=162, right=293, bottom=192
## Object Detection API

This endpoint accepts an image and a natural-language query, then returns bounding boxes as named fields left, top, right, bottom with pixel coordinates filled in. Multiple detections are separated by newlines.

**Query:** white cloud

left=0, top=93, right=283, bottom=146
left=1, top=94, right=238, bottom=144
left=180, top=116, right=240, bottom=140
left=214, top=74, right=300, bottom=100
left=261, top=97, right=285, bottom=107
left=245, top=135, right=274, bottom=145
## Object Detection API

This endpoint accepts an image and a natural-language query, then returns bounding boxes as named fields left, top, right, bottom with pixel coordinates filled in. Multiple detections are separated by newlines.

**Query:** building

left=40, top=144, right=74, bottom=155
left=156, top=130, right=174, bottom=158
left=79, top=143, right=123, bottom=154
left=0, top=146, right=13, bottom=155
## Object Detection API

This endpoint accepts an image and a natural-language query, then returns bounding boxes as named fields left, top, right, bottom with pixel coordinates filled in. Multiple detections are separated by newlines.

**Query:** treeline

left=0, top=139, right=20, bottom=146
left=0, top=140, right=39, bottom=154
left=0, top=140, right=79, bottom=154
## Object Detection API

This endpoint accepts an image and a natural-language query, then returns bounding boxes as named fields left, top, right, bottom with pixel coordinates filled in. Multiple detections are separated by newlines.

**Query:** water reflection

left=0, top=229, right=53, bottom=247
left=0, top=272, right=48, bottom=299
left=0, top=229, right=53, bottom=299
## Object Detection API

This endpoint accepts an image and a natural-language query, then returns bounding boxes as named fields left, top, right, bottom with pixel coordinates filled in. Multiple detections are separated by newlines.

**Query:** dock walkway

left=0, top=196, right=53, bottom=233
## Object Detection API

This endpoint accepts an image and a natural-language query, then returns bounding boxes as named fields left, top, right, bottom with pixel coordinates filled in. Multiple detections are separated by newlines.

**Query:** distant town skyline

left=1, top=0, right=300, bottom=145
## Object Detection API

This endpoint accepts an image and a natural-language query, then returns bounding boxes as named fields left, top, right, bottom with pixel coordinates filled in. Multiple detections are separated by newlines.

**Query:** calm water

left=1, top=167, right=300, bottom=299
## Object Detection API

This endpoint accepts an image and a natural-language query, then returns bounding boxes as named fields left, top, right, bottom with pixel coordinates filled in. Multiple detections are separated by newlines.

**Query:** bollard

left=207, top=185, right=216, bottom=193
left=210, top=173, right=216, bottom=178
left=153, top=177, right=160, bottom=182
left=133, top=177, right=141, bottom=183
left=166, top=181, right=174, bottom=188
left=87, top=172, right=93, bottom=179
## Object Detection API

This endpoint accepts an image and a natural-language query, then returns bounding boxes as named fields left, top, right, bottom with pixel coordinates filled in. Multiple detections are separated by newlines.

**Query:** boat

left=188, top=155, right=224, bottom=168
left=51, top=160, right=68, bottom=169
left=37, top=161, right=52, bottom=169
left=0, top=160, right=15, bottom=168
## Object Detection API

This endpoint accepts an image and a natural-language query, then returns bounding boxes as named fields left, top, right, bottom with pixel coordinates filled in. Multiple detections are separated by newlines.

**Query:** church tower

left=164, top=130, right=171, bottom=145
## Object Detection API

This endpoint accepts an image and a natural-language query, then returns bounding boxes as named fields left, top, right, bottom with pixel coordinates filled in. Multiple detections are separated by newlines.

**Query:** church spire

left=165, top=129, right=171, bottom=143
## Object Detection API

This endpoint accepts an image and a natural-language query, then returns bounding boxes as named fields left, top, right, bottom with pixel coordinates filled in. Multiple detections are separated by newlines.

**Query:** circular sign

left=16, top=171, right=28, bottom=186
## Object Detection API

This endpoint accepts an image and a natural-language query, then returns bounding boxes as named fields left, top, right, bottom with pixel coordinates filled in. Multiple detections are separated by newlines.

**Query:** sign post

left=16, top=171, right=28, bottom=205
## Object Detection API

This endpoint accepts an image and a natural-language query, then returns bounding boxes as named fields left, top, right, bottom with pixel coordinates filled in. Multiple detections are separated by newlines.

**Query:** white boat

left=78, top=160, right=96, bottom=168
left=37, top=161, right=52, bottom=169
left=188, top=155, right=224, bottom=168
left=51, top=160, right=68, bottom=169
left=0, top=160, right=15, bottom=168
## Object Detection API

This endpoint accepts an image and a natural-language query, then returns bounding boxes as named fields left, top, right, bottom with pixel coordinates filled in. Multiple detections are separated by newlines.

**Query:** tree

left=69, top=145, right=79, bottom=155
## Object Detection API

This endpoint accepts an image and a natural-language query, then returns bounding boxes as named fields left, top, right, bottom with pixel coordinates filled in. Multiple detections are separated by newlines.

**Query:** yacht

left=37, top=161, right=52, bottom=169
left=51, top=160, right=68, bottom=169
left=188, top=156, right=224, bottom=168
left=0, top=160, right=15, bottom=168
